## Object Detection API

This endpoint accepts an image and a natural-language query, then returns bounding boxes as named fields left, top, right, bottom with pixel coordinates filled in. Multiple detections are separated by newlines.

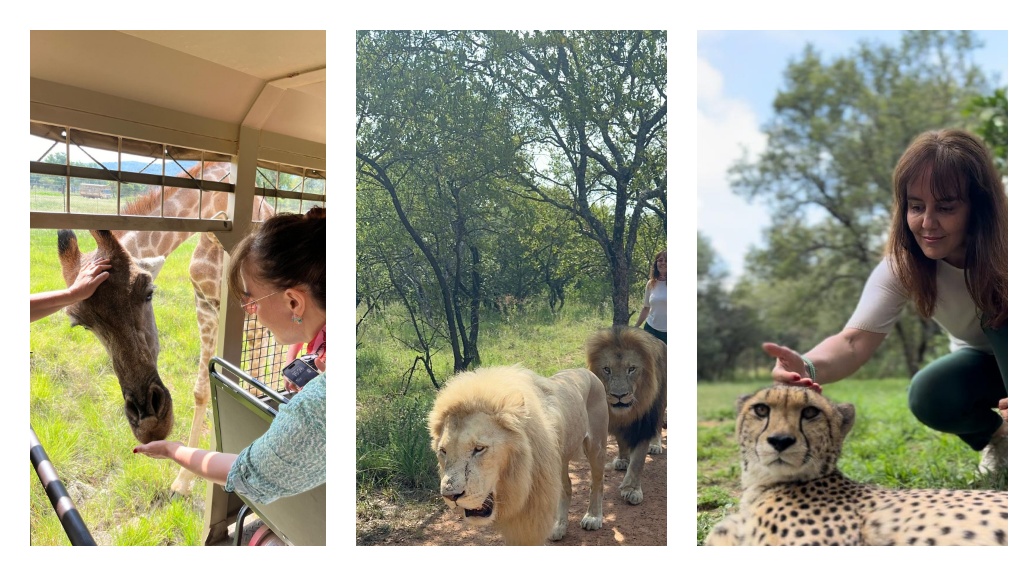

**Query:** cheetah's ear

left=836, top=402, right=856, bottom=439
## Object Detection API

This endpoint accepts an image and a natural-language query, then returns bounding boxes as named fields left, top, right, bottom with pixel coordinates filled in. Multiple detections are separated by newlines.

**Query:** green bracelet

left=800, top=355, right=817, bottom=382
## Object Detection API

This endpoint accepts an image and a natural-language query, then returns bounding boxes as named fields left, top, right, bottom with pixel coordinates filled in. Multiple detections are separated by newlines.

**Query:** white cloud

left=696, top=55, right=769, bottom=281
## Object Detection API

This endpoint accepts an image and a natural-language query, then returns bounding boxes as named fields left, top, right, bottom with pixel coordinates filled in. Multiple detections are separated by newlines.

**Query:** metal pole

left=29, top=426, right=97, bottom=546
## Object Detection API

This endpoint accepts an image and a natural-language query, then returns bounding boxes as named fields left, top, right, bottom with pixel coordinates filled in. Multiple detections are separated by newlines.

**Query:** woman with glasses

left=134, top=206, right=327, bottom=505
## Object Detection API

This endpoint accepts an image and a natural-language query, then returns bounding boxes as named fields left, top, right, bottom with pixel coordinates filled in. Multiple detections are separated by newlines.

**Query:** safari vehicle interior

left=30, top=30, right=327, bottom=546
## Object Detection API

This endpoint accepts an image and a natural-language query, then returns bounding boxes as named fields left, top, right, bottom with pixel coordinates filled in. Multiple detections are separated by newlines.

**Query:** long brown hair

left=887, top=129, right=1007, bottom=328
left=648, top=250, right=667, bottom=282
left=228, top=206, right=327, bottom=310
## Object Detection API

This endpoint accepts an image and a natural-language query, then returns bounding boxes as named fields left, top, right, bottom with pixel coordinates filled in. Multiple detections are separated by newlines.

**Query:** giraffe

left=60, top=161, right=275, bottom=495
left=58, top=229, right=172, bottom=445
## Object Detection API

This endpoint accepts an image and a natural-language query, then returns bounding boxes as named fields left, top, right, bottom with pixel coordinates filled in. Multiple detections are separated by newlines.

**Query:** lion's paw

left=620, top=486, right=644, bottom=505
left=550, top=520, right=568, bottom=541
left=581, top=514, right=603, bottom=531
left=613, top=457, right=629, bottom=470
left=648, top=443, right=664, bottom=455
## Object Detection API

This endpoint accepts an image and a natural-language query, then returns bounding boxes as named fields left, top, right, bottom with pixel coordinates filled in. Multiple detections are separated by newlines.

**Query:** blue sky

left=696, top=30, right=1009, bottom=283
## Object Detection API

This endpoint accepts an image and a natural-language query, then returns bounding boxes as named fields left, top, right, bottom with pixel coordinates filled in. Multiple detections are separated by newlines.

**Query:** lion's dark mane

left=620, top=383, right=666, bottom=448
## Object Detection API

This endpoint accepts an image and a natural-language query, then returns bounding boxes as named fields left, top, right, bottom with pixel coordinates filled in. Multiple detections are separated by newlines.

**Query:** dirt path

left=360, top=429, right=667, bottom=546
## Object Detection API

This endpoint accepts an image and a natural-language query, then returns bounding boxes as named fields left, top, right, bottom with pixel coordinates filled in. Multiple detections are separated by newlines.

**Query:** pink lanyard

left=308, top=325, right=326, bottom=364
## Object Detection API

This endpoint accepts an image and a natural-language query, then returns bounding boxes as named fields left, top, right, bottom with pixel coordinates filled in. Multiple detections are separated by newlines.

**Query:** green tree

left=357, top=31, right=666, bottom=382
left=479, top=197, right=606, bottom=314
left=731, top=31, right=992, bottom=377
left=697, top=231, right=765, bottom=380
left=357, top=30, right=524, bottom=380
left=482, top=30, right=667, bottom=326
left=964, top=86, right=1007, bottom=176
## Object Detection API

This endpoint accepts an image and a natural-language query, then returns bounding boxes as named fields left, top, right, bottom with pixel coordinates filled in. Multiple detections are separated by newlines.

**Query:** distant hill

left=102, top=161, right=197, bottom=176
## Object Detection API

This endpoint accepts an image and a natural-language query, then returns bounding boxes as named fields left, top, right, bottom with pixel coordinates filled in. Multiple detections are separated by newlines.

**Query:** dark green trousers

left=642, top=322, right=667, bottom=344
left=907, top=320, right=1007, bottom=451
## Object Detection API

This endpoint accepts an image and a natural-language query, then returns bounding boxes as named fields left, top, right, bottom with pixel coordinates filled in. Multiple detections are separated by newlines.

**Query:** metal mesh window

left=239, top=315, right=289, bottom=396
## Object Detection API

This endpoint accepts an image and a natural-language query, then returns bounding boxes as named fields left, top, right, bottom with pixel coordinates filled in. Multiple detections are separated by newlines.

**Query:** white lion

left=427, top=365, right=608, bottom=545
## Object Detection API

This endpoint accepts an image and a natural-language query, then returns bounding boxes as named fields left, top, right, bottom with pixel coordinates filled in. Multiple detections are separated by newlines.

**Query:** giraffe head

left=57, top=229, right=173, bottom=444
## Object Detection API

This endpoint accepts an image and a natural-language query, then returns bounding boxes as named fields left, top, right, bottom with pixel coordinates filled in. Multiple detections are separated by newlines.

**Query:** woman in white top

left=635, top=250, right=667, bottom=344
left=764, top=129, right=1008, bottom=475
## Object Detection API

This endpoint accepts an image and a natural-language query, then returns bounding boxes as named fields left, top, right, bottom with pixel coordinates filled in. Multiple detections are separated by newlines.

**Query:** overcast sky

left=696, top=30, right=1009, bottom=283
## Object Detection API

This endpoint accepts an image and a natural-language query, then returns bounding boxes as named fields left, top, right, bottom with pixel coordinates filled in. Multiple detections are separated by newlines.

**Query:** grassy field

left=696, top=379, right=1007, bottom=545
left=31, top=188, right=132, bottom=214
left=30, top=229, right=209, bottom=546
left=355, top=299, right=617, bottom=544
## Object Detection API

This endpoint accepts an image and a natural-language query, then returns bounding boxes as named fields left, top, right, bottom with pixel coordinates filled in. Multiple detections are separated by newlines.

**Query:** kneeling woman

left=135, top=207, right=327, bottom=504
left=763, top=129, right=1007, bottom=475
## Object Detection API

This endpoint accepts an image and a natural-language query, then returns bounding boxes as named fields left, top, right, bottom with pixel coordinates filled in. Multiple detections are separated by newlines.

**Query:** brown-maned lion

left=585, top=325, right=667, bottom=505
left=427, top=365, right=608, bottom=545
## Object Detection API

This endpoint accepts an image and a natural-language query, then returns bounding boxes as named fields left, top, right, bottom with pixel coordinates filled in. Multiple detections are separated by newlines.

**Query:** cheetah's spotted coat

left=705, top=385, right=1008, bottom=546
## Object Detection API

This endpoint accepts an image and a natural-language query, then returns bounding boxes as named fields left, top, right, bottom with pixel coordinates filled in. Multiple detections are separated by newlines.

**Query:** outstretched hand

left=133, top=440, right=183, bottom=460
left=998, top=397, right=1008, bottom=423
left=762, top=342, right=821, bottom=393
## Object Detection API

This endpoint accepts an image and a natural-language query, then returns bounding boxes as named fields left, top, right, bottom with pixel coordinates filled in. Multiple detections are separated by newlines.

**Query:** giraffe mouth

left=124, top=376, right=174, bottom=443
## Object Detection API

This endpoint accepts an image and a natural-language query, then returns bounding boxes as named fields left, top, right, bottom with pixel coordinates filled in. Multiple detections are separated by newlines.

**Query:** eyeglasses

left=240, top=291, right=281, bottom=315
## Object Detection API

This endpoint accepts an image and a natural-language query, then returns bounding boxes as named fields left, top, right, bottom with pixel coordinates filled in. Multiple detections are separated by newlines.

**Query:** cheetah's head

left=734, top=385, right=855, bottom=489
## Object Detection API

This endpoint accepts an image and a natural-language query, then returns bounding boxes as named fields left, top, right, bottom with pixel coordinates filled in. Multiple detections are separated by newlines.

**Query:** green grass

left=30, top=228, right=208, bottom=546
left=696, top=379, right=1007, bottom=545
left=31, top=188, right=133, bottom=214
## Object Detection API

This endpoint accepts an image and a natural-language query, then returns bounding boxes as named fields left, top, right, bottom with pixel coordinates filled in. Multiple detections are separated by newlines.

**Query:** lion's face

left=735, top=385, right=855, bottom=488
left=585, top=326, right=665, bottom=423
left=592, top=345, right=650, bottom=415
left=432, top=411, right=516, bottom=526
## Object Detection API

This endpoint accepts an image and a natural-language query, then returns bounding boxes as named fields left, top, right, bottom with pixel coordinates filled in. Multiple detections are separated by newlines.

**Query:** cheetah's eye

left=752, top=403, right=770, bottom=418
left=801, top=406, right=821, bottom=419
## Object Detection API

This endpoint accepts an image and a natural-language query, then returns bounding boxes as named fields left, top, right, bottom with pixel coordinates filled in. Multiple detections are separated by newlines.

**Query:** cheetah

left=705, top=385, right=1008, bottom=546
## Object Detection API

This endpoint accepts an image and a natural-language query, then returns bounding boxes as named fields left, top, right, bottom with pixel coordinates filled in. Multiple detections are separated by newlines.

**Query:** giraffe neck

left=116, top=163, right=234, bottom=259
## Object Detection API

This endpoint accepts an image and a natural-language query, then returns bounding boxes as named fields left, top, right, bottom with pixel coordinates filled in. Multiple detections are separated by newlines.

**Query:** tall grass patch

left=30, top=229, right=208, bottom=545
left=696, top=378, right=1004, bottom=545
